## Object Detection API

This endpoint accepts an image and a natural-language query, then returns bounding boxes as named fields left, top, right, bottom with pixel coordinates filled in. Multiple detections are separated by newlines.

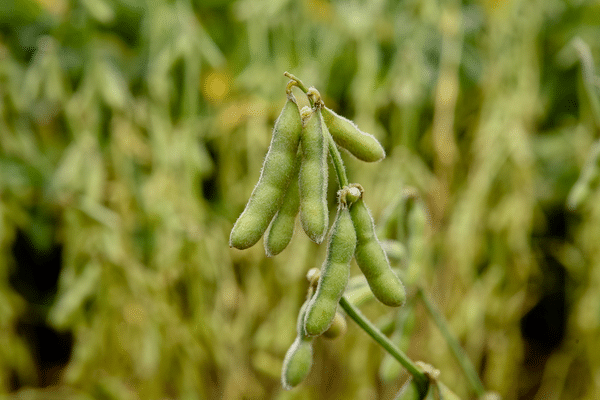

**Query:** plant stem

left=287, top=72, right=429, bottom=394
left=284, top=72, right=310, bottom=97
left=339, top=295, right=429, bottom=395
left=417, top=288, right=486, bottom=397
left=327, top=132, right=349, bottom=188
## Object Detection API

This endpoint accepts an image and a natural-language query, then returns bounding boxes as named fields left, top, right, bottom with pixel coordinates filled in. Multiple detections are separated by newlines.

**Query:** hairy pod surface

left=230, top=94, right=302, bottom=250
left=350, top=198, right=406, bottom=307
left=264, top=153, right=301, bottom=256
left=321, top=106, right=386, bottom=162
left=282, top=300, right=314, bottom=390
left=299, top=106, right=329, bottom=243
left=304, top=206, right=356, bottom=336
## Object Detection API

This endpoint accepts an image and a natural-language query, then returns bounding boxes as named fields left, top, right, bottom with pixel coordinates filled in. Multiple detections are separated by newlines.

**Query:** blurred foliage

left=1, top=0, right=600, bottom=399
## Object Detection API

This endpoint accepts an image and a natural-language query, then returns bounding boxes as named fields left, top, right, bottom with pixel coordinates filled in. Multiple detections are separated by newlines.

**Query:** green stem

left=327, top=132, right=349, bottom=188
left=417, top=288, right=486, bottom=397
left=287, top=71, right=428, bottom=393
left=339, top=295, right=429, bottom=395
left=284, top=72, right=310, bottom=97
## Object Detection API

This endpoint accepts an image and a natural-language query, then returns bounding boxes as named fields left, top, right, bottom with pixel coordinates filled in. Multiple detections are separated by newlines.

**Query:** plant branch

left=339, top=295, right=429, bottom=396
left=417, top=288, right=486, bottom=397
left=284, top=72, right=310, bottom=96
left=327, top=132, right=349, bottom=188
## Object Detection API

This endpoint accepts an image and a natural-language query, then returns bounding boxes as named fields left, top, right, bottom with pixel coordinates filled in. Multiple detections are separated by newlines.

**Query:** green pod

left=299, top=106, right=329, bottom=243
left=321, top=106, right=386, bottom=162
left=281, top=339, right=313, bottom=389
left=230, top=94, right=302, bottom=250
left=281, top=301, right=314, bottom=390
left=379, top=306, right=416, bottom=382
left=304, top=206, right=356, bottom=336
left=264, top=153, right=301, bottom=256
left=350, top=198, right=406, bottom=307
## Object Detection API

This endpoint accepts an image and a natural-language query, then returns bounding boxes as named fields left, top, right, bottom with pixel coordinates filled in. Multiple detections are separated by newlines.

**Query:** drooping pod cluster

left=230, top=78, right=390, bottom=253
left=230, top=74, right=426, bottom=391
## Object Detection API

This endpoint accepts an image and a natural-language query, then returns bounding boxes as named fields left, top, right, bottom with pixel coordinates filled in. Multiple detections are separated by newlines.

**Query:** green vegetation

left=2, top=0, right=600, bottom=399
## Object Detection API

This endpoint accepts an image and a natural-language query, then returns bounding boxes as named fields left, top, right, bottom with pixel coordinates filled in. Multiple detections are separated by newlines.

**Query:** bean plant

left=230, top=73, right=489, bottom=400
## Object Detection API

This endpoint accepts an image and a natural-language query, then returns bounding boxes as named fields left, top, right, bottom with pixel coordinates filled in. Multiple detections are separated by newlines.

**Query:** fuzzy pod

left=264, top=153, right=301, bottom=256
left=281, top=300, right=314, bottom=390
left=230, top=94, right=302, bottom=250
left=321, top=106, right=386, bottom=162
left=299, top=105, right=329, bottom=243
left=304, top=206, right=356, bottom=336
left=350, top=197, right=406, bottom=307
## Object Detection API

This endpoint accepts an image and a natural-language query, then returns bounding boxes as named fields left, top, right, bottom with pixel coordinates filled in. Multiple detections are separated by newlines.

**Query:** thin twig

left=417, top=288, right=486, bottom=397
left=339, top=295, right=429, bottom=396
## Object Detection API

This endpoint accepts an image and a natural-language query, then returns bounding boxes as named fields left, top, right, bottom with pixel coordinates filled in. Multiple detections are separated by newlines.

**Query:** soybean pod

left=299, top=91, right=329, bottom=243
left=264, top=152, right=301, bottom=256
left=281, top=300, right=314, bottom=390
left=321, top=106, right=386, bottom=163
left=350, top=190, right=406, bottom=307
left=230, top=91, right=302, bottom=250
left=304, top=205, right=356, bottom=337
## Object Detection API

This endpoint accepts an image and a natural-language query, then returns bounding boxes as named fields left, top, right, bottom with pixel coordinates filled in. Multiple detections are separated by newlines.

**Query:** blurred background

left=1, top=0, right=600, bottom=399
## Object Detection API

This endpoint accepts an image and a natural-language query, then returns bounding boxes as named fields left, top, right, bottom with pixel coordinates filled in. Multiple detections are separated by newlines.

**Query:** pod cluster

left=229, top=83, right=387, bottom=255
left=281, top=184, right=408, bottom=389
left=228, top=76, right=411, bottom=391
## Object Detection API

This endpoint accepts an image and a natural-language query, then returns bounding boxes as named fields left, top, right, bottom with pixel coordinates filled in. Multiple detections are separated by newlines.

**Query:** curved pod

left=299, top=106, right=329, bottom=243
left=321, top=106, right=385, bottom=162
left=264, top=152, right=301, bottom=256
left=350, top=197, right=406, bottom=307
left=304, top=206, right=356, bottom=336
left=282, top=300, right=314, bottom=390
left=230, top=94, right=302, bottom=250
